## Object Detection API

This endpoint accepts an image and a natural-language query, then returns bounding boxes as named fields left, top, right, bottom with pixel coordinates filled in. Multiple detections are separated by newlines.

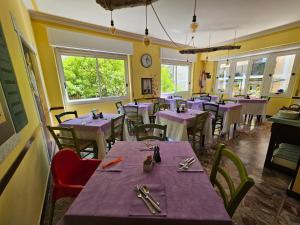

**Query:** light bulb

left=190, top=22, right=199, bottom=33
left=143, top=36, right=151, bottom=46
left=109, top=25, right=116, bottom=35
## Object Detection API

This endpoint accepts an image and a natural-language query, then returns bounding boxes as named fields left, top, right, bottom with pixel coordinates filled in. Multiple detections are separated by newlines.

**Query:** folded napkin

left=176, top=156, right=204, bottom=172
left=100, top=156, right=123, bottom=171
left=129, top=184, right=167, bottom=217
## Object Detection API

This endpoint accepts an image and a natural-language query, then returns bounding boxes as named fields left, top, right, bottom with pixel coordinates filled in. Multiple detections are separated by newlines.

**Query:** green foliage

left=161, top=65, right=175, bottom=93
left=62, top=56, right=126, bottom=100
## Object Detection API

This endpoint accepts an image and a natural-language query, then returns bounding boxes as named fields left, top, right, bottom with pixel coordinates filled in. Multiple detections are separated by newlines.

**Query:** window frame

left=160, top=59, right=192, bottom=95
left=55, top=48, right=129, bottom=105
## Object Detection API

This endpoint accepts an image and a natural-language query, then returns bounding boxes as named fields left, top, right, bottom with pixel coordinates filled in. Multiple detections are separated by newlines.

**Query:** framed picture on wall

left=141, top=78, right=153, bottom=95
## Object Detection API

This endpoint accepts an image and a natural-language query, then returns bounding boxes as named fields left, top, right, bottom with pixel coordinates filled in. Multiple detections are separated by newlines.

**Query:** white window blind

left=160, top=47, right=196, bottom=62
left=47, top=27, right=133, bottom=55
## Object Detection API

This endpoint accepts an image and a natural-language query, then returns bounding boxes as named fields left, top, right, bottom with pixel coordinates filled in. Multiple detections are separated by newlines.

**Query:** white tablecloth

left=237, top=100, right=267, bottom=116
left=155, top=111, right=213, bottom=146
left=221, top=107, right=243, bottom=134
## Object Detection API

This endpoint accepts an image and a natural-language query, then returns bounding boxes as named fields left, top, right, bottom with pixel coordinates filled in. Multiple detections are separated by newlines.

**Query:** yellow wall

left=0, top=1, right=49, bottom=225
left=195, top=26, right=300, bottom=115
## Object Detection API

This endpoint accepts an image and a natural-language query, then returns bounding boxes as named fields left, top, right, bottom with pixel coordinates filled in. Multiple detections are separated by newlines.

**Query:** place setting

left=176, top=156, right=204, bottom=172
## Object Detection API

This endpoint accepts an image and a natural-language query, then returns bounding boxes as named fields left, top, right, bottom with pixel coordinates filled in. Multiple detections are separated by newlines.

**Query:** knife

left=137, top=185, right=161, bottom=213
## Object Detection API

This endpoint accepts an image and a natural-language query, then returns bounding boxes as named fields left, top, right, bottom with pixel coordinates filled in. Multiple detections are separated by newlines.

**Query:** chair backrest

left=159, top=103, right=170, bottom=110
left=289, top=104, right=300, bottom=111
left=153, top=102, right=160, bottom=114
left=55, top=111, right=78, bottom=124
left=200, top=95, right=212, bottom=102
left=176, top=100, right=187, bottom=108
left=191, top=112, right=209, bottom=134
left=115, top=101, right=123, bottom=113
left=135, top=124, right=167, bottom=141
left=110, top=114, right=125, bottom=140
left=51, top=149, right=81, bottom=186
left=123, top=105, right=139, bottom=118
left=174, top=95, right=182, bottom=98
left=234, top=94, right=246, bottom=98
left=210, top=144, right=254, bottom=217
left=202, top=102, right=219, bottom=117
left=260, top=96, right=271, bottom=102
left=158, top=97, right=166, bottom=103
left=223, top=99, right=237, bottom=104
left=47, top=126, right=80, bottom=155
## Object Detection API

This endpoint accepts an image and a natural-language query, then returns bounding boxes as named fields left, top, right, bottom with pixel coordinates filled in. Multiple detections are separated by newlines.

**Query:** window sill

left=64, top=96, right=130, bottom=105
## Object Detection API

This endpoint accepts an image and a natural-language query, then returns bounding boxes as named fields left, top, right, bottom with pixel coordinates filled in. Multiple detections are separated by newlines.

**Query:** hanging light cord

left=193, top=0, right=197, bottom=19
left=150, top=2, right=179, bottom=48
left=145, top=4, right=148, bottom=30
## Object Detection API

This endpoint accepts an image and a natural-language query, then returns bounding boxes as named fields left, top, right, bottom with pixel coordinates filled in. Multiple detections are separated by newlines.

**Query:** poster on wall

left=0, top=23, right=27, bottom=162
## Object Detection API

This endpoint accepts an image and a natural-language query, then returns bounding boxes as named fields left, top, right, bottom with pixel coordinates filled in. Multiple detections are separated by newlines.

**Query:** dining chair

left=234, top=94, right=246, bottom=98
left=223, top=99, right=237, bottom=104
left=174, top=95, right=182, bottom=98
left=210, top=144, right=254, bottom=217
left=202, top=102, right=223, bottom=135
left=123, top=105, right=143, bottom=133
left=49, top=149, right=101, bottom=225
left=176, top=99, right=188, bottom=108
left=106, top=114, right=125, bottom=150
left=158, top=97, right=166, bottom=103
left=55, top=111, right=78, bottom=124
left=149, top=102, right=159, bottom=124
left=47, top=126, right=98, bottom=158
left=199, top=95, right=212, bottom=102
left=115, top=101, right=123, bottom=114
left=135, top=124, right=167, bottom=141
left=187, top=112, right=209, bottom=150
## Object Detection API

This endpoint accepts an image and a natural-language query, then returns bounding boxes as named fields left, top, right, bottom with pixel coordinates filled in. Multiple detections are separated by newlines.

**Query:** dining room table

left=126, top=102, right=153, bottom=124
left=217, top=103, right=243, bottom=134
left=164, top=97, right=184, bottom=111
left=155, top=109, right=213, bottom=145
left=60, top=113, right=128, bottom=159
left=235, top=98, right=268, bottom=118
left=57, top=141, right=232, bottom=225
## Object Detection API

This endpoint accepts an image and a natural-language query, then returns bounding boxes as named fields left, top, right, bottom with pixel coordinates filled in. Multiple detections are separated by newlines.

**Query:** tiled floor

left=46, top=122, right=300, bottom=225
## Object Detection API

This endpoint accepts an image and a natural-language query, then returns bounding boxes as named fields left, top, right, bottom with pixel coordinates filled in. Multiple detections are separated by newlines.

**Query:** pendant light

left=190, top=0, right=199, bottom=33
left=143, top=3, right=151, bottom=46
left=109, top=10, right=116, bottom=34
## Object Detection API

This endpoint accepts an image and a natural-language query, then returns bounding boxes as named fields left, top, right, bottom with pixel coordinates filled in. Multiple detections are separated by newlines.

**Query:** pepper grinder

left=153, top=146, right=161, bottom=163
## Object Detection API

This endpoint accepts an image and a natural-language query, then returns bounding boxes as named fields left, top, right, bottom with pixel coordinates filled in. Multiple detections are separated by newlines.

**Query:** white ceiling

left=23, top=0, right=300, bottom=47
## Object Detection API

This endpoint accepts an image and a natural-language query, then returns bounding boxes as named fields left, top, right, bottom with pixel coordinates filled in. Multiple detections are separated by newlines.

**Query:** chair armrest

left=79, top=159, right=101, bottom=174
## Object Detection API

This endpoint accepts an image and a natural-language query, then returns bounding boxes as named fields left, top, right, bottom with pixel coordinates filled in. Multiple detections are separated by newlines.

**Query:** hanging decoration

left=190, top=0, right=199, bottom=33
left=109, top=10, right=116, bottom=34
left=96, top=0, right=158, bottom=10
left=179, top=45, right=241, bottom=54
left=143, top=3, right=151, bottom=46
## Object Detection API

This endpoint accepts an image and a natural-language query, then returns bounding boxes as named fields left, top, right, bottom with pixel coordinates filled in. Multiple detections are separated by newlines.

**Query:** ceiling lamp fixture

left=143, top=3, right=151, bottom=46
left=190, top=0, right=199, bottom=33
left=109, top=10, right=116, bottom=34
left=96, top=0, right=158, bottom=10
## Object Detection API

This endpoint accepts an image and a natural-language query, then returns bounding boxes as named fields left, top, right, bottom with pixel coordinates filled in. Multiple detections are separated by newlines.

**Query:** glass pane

left=98, top=58, right=127, bottom=97
left=270, top=54, right=295, bottom=94
left=61, top=55, right=99, bottom=100
left=232, top=60, right=248, bottom=96
left=216, top=63, right=230, bottom=93
left=247, top=57, right=267, bottom=98
left=176, top=65, right=189, bottom=92
left=161, top=64, right=175, bottom=93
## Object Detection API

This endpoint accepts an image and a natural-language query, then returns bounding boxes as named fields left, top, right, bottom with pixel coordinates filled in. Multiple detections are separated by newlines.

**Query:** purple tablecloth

left=237, top=99, right=267, bottom=104
left=219, top=103, right=242, bottom=112
left=61, top=113, right=120, bottom=132
left=156, top=109, right=205, bottom=125
left=60, top=141, right=231, bottom=225
left=127, top=102, right=153, bottom=112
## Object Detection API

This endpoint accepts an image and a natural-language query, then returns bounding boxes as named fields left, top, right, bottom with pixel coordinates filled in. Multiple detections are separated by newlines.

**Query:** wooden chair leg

left=49, top=201, right=55, bottom=225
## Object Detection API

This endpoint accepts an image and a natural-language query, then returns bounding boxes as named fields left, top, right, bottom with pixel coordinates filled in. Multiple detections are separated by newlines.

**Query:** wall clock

left=141, top=53, right=152, bottom=68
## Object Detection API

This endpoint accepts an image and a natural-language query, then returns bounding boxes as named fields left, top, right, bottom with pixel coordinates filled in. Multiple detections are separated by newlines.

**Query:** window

left=232, top=60, right=248, bottom=96
left=57, top=49, right=128, bottom=103
left=247, top=57, right=267, bottom=98
left=216, top=62, right=231, bottom=93
left=161, top=61, right=190, bottom=94
left=270, top=54, right=296, bottom=94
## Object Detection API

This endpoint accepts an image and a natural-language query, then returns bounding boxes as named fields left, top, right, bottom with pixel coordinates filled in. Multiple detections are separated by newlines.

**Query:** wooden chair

left=115, top=101, right=123, bottom=114
left=174, top=95, right=182, bottom=98
left=223, top=99, right=237, bottom=104
left=135, top=124, right=167, bottom=141
left=199, top=95, right=212, bottom=102
left=210, top=144, right=254, bottom=217
left=106, top=114, right=125, bottom=150
left=149, top=103, right=171, bottom=123
left=187, top=112, right=209, bottom=150
left=47, top=126, right=98, bottom=158
left=176, top=99, right=188, bottom=108
left=55, top=111, right=78, bottom=124
left=202, top=102, right=223, bottom=135
left=123, top=105, right=143, bottom=133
